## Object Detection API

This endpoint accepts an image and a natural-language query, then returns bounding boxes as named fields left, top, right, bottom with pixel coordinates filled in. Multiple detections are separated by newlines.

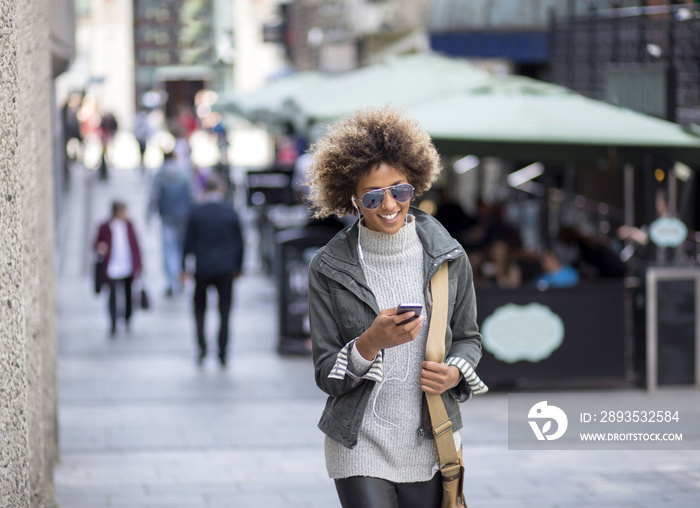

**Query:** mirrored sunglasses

left=359, top=183, right=414, bottom=210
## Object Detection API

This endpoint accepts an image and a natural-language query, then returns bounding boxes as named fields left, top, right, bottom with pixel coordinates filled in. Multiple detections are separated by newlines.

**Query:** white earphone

left=351, top=195, right=360, bottom=213
left=352, top=196, right=366, bottom=260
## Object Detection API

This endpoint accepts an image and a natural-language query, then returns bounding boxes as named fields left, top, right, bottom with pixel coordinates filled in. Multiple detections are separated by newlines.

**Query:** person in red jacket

left=95, top=201, right=143, bottom=336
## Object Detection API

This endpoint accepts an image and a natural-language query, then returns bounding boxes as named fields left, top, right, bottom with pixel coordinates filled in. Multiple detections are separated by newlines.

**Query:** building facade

left=285, top=0, right=432, bottom=71
left=233, top=0, right=288, bottom=92
left=549, top=1, right=700, bottom=125
left=548, top=1, right=700, bottom=231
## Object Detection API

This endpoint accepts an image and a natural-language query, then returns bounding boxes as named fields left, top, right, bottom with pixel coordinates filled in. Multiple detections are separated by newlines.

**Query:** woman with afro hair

left=306, top=106, right=487, bottom=508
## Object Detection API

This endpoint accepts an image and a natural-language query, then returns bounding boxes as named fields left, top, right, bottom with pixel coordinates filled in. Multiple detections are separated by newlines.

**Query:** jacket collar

left=412, top=207, right=463, bottom=259
left=318, top=206, right=462, bottom=274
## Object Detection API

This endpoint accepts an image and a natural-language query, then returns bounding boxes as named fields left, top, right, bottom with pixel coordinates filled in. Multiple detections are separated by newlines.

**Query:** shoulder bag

left=425, top=262, right=467, bottom=508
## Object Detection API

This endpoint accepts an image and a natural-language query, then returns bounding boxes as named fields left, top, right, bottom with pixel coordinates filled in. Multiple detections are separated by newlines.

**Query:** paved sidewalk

left=54, top=167, right=700, bottom=508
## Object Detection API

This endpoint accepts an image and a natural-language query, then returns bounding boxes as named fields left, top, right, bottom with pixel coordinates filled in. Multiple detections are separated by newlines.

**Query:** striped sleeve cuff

left=328, top=338, right=384, bottom=383
left=446, top=356, right=489, bottom=395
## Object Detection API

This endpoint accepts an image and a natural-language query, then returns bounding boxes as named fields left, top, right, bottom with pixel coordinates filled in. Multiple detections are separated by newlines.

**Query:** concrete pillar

left=0, top=0, right=32, bottom=506
left=1, top=0, right=58, bottom=506
left=16, top=0, right=58, bottom=505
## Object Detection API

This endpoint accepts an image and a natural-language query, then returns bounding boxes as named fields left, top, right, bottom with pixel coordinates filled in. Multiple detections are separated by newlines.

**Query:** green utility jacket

left=308, top=207, right=483, bottom=449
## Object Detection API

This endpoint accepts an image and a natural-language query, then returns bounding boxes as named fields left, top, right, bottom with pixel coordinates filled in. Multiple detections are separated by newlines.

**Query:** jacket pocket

left=320, top=382, right=374, bottom=449
left=330, top=286, right=369, bottom=339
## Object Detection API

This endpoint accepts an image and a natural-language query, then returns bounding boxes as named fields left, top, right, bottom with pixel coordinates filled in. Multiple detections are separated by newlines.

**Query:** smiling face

left=354, top=162, right=411, bottom=234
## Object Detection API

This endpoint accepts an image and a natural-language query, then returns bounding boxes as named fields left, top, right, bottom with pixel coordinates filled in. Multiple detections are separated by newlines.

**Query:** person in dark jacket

left=181, top=174, right=244, bottom=367
left=305, top=106, right=487, bottom=508
left=95, top=201, right=143, bottom=336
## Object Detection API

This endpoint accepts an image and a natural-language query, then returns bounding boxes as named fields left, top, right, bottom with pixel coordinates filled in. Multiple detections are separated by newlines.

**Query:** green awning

left=406, top=75, right=700, bottom=164
left=214, top=54, right=489, bottom=133
left=215, top=54, right=700, bottom=165
left=284, top=53, right=488, bottom=124
left=214, top=72, right=330, bottom=128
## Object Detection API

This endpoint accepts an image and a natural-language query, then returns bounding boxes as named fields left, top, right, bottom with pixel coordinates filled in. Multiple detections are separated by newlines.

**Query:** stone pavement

left=53, top=167, right=700, bottom=508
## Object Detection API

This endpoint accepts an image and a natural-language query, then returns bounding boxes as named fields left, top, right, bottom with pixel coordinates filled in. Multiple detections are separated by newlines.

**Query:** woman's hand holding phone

left=355, top=306, right=425, bottom=361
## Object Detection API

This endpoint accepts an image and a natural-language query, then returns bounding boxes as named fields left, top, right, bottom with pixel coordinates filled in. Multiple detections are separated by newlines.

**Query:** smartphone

left=396, top=303, right=422, bottom=325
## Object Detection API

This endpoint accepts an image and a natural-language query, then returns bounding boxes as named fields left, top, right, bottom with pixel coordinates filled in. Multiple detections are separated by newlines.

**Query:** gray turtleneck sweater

left=324, top=216, right=445, bottom=482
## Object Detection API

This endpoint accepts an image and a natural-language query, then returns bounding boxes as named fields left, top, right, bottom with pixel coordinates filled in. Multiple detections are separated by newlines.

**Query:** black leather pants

left=334, top=474, right=442, bottom=508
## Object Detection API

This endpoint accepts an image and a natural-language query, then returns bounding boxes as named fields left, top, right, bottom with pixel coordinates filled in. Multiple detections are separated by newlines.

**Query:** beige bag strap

left=425, top=262, right=460, bottom=468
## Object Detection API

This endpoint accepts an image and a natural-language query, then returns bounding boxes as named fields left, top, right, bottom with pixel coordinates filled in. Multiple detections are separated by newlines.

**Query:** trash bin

left=246, top=166, right=295, bottom=207
left=246, top=167, right=302, bottom=274
left=275, top=225, right=340, bottom=355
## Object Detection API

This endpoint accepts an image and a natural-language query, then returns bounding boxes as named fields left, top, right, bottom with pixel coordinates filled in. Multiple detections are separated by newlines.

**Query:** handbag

left=425, top=262, right=467, bottom=508
left=133, top=278, right=150, bottom=310
left=139, top=287, right=150, bottom=310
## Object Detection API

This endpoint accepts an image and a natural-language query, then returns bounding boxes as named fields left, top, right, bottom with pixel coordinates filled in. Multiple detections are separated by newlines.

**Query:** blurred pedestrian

left=211, top=117, right=229, bottom=166
left=482, top=237, right=522, bottom=289
left=305, top=106, right=487, bottom=508
left=275, top=128, right=299, bottom=168
left=149, top=148, right=194, bottom=297
left=94, top=201, right=143, bottom=336
left=169, top=124, right=191, bottom=170
left=169, top=122, right=207, bottom=199
left=181, top=174, right=244, bottom=367
left=61, top=92, right=84, bottom=156
left=133, top=108, right=153, bottom=174
left=534, top=250, right=579, bottom=289
left=617, top=188, right=685, bottom=265
left=177, top=103, right=198, bottom=140
left=60, top=92, right=84, bottom=192
left=191, top=165, right=211, bottom=202
left=98, top=112, right=118, bottom=181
